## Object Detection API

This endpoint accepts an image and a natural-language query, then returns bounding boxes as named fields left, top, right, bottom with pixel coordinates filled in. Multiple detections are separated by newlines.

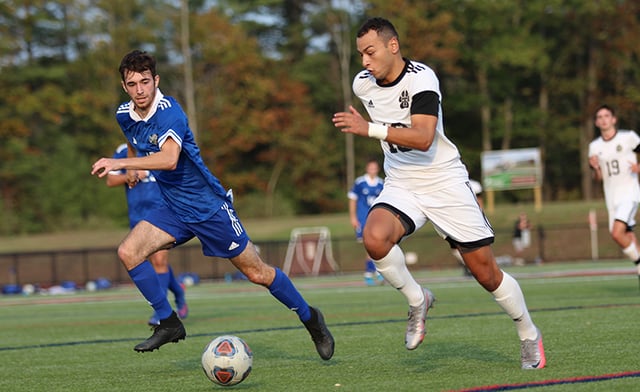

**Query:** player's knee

left=117, top=244, right=138, bottom=268
left=363, top=238, right=393, bottom=261
left=362, top=230, right=394, bottom=260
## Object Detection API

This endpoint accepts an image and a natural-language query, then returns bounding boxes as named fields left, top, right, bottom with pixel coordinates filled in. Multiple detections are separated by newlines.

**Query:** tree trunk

left=181, top=0, right=198, bottom=140
left=581, top=40, right=599, bottom=201
left=477, top=67, right=492, bottom=151
left=501, top=97, right=513, bottom=150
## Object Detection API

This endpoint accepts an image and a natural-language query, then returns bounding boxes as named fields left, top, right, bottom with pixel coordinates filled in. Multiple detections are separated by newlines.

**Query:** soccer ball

left=201, top=335, right=253, bottom=386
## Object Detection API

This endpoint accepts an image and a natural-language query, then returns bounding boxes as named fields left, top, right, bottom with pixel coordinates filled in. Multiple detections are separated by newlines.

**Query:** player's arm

left=387, top=113, right=436, bottom=152
left=92, top=138, right=181, bottom=178
left=105, top=171, right=127, bottom=187
left=588, top=155, right=602, bottom=181
left=332, top=91, right=438, bottom=152
left=106, top=169, right=150, bottom=187
left=348, top=197, right=359, bottom=230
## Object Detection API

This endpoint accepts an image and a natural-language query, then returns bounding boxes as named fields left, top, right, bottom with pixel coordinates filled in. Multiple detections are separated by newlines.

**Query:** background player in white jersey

left=332, top=17, right=545, bottom=369
left=348, top=158, right=384, bottom=285
left=106, top=143, right=188, bottom=326
left=588, top=104, right=640, bottom=283
left=91, top=50, right=333, bottom=359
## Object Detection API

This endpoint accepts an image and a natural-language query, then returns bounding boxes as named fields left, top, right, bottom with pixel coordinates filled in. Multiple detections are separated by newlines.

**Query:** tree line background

left=1, top=0, right=639, bottom=235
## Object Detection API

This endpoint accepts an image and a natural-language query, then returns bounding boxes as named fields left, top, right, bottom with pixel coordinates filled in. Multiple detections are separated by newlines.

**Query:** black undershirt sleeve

left=410, top=91, right=439, bottom=116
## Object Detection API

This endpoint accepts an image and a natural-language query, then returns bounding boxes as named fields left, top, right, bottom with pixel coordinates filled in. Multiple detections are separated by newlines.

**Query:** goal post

left=282, top=227, right=339, bottom=276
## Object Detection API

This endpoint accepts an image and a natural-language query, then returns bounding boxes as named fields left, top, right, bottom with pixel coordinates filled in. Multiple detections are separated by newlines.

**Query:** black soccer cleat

left=134, top=311, right=186, bottom=352
left=303, top=306, right=335, bottom=360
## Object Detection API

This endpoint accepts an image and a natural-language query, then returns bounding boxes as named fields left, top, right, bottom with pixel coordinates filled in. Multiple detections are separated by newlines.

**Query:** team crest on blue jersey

left=399, top=90, right=410, bottom=109
left=149, top=134, right=159, bottom=146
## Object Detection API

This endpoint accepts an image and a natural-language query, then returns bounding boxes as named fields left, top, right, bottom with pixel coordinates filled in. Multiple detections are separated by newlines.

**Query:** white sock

left=491, top=271, right=538, bottom=340
left=373, top=244, right=424, bottom=307
left=622, top=242, right=639, bottom=261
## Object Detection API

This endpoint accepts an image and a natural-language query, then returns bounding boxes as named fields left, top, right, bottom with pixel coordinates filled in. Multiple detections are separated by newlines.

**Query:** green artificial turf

left=1, top=261, right=639, bottom=391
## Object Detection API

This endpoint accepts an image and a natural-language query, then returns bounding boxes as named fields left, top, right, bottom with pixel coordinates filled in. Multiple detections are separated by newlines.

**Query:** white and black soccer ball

left=201, top=335, right=253, bottom=386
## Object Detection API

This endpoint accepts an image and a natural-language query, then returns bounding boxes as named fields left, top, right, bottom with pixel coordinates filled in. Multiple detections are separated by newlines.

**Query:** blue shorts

left=145, top=202, right=250, bottom=259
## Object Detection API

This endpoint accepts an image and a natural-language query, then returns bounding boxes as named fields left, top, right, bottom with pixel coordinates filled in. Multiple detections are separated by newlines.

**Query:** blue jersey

left=111, top=144, right=165, bottom=228
left=348, top=174, right=384, bottom=227
left=115, top=90, right=229, bottom=223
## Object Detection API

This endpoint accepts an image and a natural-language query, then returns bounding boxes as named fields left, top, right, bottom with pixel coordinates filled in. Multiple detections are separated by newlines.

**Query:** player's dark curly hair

left=357, top=17, right=399, bottom=43
left=119, top=50, right=157, bottom=81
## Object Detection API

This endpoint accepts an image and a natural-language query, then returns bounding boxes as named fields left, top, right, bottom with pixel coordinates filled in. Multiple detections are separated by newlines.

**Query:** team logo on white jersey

left=367, top=99, right=375, bottom=109
left=617, top=145, right=622, bottom=152
left=399, top=90, right=410, bottom=109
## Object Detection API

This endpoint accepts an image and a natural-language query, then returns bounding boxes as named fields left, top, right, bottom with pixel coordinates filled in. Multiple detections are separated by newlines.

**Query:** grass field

left=2, top=260, right=639, bottom=391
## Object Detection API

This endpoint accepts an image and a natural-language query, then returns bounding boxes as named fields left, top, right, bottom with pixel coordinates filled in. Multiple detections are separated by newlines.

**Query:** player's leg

left=356, top=223, right=375, bottom=286
left=431, top=181, right=544, bottom=369
left=462, top=247, right=545, bottom=369
left=147, top=251, right=169, bottom=325
left=118, top=220, right=186, bottom=352
left=197, top=202, right=334, bottom=360
left=167, top=265, right=188, bottom=318
left=229, top=243, right=334, bottom=360
left=363, top=202, right=434, bottom=350
left=148, top=250, right=187, bottom=323
left=609, top=202, right=640, bottom=287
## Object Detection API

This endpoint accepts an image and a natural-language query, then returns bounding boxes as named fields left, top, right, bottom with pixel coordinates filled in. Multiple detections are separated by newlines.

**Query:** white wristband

left=368, top=123, right=388, bottom=140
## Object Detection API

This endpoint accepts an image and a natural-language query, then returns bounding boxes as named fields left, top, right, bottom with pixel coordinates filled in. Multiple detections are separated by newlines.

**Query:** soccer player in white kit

left=332, top=17, right=545, bottom=369
left=588, top=104, right=640, bottom=283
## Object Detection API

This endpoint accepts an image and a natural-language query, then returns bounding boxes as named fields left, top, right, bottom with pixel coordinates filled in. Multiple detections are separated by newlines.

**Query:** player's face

left=121, top=69, right=159, bottom=115
left=357, top=30, right=397, bottom=84
left=365, top=162, right=379, bottom=177
left=594, top=108, right=616, bottom=132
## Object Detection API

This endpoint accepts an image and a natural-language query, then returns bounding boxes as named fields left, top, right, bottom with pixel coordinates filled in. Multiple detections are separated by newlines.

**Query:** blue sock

left=157, top=272, right=170, bottom=297
left=268, top=268, right=311, bottom=322
left=128, top=262, right=173, bottom=320
left=167, top=266, right=185, bottom=306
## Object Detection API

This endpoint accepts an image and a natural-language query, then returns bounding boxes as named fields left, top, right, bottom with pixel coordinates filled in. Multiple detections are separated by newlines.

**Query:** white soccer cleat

left=520, top=328, right=546, bottom=369
left=405, top=288, right=435, bottom=350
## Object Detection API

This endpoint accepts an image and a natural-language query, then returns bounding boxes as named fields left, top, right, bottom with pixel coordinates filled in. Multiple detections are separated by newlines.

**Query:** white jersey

left=353, top=59, right=468, bottom=193
left=588, top=129, right=640, bottom=209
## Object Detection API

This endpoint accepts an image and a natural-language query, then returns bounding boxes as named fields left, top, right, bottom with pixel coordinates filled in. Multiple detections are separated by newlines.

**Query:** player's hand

left=588, top=155, right=600, bottom=170
left=126, top=170, right=140, bottom=188
left=332, top=106, right=368, bottom=136
left=350, top=217, right=360, bottom=231
left=91, top=158, right=118, bottom=178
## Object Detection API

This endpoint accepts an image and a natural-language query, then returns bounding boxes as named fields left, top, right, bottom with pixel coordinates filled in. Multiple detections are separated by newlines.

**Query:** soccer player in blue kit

left=91, top=50, right=334, bottom=359
left=106, top=143, right=188, bottom=326
left=348, top=158, right=384, bottom=285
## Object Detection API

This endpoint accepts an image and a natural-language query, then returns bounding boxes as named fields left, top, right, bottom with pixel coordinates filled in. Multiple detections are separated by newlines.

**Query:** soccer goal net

left=282, top=227, right=339, bottom=276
